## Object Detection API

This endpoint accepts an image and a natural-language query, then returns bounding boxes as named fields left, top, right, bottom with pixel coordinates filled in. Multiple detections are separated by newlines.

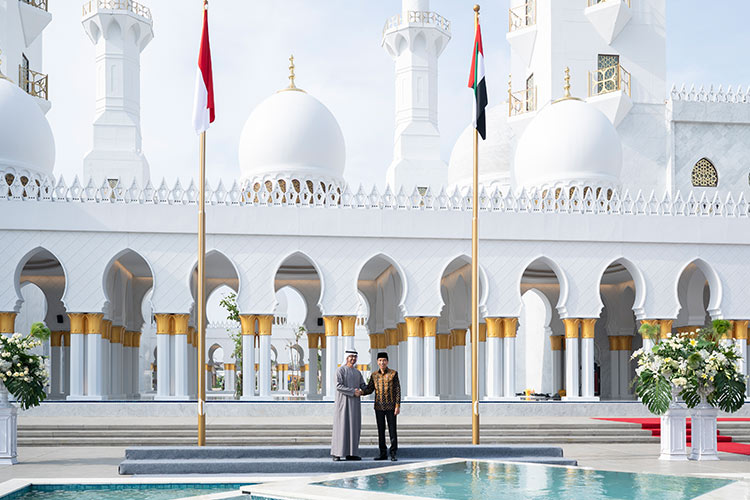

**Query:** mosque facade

left=2, top=0, right=750, bottom=405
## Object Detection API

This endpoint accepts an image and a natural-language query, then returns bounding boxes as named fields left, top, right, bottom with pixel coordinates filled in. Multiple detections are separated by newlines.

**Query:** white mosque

left=2, top=0, right=750, bottom=406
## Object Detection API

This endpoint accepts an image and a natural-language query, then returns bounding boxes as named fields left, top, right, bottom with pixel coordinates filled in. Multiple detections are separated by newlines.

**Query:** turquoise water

left=318, top=461, right=734, bottom=500
left=4, top=483, right=247, bottom=500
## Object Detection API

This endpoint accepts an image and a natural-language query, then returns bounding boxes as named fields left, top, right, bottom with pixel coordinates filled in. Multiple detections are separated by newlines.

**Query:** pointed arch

left=356, top=252, right=407, bottom=316
left=675, top=258, right=722, bottom=320
left=272, top=251, right=323, bottom=315
left=595, top=257, right=646, bottom=319
left=516, top=256, right=569, bottom=317
left=14, top=246, right=67, bottom=313
left=188, top=249, right=241, bottom=309
left=438, top=255, right=489, bottom=321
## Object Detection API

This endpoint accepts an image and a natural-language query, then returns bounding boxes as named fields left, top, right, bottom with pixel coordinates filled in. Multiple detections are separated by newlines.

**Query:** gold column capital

left=478, top=322, right=487, bottom=342
left=323, top=316, right=340, bottom=336
left=405, top=317, right=423, bottom=337
left=123, top=331, right=132, bottom=347
left=224, top=363, right=236, bottom=371
left=619, top=335, right=633, bottom=351
left=308, top=332, right=321, bottom=349
left=397, top=322, right=407, bottom=342
left=257, top=314, right=273, bottom=336
left=50, top=331, right=63, bottom=347
left=659, top=319, right=673, bottom=339
left=239, top=314, right=257, bottom=335
left=68, top=313, right=86, bottom=334
left=111, top=326, right=124, bottom=344
left=154, top=314, right=172, bottom=335
left=451, top=329, right=467, bottom=346
left=0, top=312, right=16, bottom=334
left=581, top=318, right=597, bottom=339
left=384, top=328, right=397, bottom=346
left=205, top=363, right=212, bottom=371
left=503, top=318, right=518, bottom=338
left=423, top=317, right=438, bottom=337
left=100, top=319, right=112, bottom=341
left=340, top=316, right=357, bottom=337
left=173, top=314, right=190, bottom=335
left=550, top=335, right=564, bottom=351
left=132, top=332, right=142, bottom=348
left=608, top=335, right=620, bottom=351
left=486, top=318, right=503, bottom=338
left=563, top=318, right=580, bottom=339
left=734, top=320, right=749, bottom=340
left=85, top=313, right=104, bottom=335
left=368, top=333, right=378, bottom=349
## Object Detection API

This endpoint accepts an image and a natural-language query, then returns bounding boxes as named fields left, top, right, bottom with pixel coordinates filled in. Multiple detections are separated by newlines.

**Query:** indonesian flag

left=192, top=3, right=215, bottom=134
left=468, top=21, right=487, bottom=140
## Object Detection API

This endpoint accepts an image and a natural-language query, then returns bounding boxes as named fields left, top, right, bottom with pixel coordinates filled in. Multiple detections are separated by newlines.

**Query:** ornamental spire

left=278, top=54, right=305, bottom=93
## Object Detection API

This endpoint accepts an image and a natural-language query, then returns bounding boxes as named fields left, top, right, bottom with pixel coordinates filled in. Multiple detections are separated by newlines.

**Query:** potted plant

left=632, top=320, right=745, bottom=461
left=1, top=322, right=50, bottom=464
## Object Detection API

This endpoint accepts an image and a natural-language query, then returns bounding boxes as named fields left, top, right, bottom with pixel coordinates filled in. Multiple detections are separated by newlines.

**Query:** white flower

left=673, top=377, right=688, bottom=387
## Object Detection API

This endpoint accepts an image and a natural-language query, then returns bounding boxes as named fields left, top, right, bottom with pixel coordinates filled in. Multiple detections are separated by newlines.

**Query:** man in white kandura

left=331, top=349, right=368, bottom=461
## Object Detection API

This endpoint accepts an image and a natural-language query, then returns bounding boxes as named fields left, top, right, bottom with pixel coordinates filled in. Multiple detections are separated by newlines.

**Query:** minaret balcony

left=19, top=66, right=48, bottom=101
left=82, top=0, right=152, bottom=21
left=584, top=0, right=632, bottom=44
left=586, top=64, right=633, bottom=127
left=509, top=87, right=537, bottom=117
left=20, top=0, right=48, bottom=12
left=508, top=0, right=536, bottom=33
left=382, top=10, right=451, bottom=37
left=588, top=63, right=630, bottom=98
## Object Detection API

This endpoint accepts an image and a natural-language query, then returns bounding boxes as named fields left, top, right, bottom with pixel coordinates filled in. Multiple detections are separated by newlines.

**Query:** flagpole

left=471, top=4, right=480, bottom=446
left=197, top=129, right=207, bottom=447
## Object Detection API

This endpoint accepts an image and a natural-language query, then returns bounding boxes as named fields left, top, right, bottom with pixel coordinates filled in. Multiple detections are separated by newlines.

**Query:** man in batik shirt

left=362, top=352, right=401, bottom=461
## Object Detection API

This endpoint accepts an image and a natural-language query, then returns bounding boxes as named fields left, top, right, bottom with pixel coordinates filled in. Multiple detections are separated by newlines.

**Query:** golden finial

left=277, top=54, right=306, bottom=93
left=564, top=67, right=571, bottom=98
left=474, top=5, right=480, bottom=13
left=288, top=54, right=296, bottom=89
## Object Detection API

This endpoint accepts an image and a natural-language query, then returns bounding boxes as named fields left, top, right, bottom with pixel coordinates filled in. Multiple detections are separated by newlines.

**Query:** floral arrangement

left=632, top=320, right=746, bottom=415
left=0, top=322, right=50, bottom=410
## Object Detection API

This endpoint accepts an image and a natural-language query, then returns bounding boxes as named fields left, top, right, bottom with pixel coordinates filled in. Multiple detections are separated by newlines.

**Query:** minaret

left=382, top=0, right=450, bottom=192
left=82, top=2, right=154, bottom=187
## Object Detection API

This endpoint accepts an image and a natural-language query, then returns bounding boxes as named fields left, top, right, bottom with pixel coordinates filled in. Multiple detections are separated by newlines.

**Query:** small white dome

left=448, top=105, right=515, bottom=190
left=0, top=78, right=55, bottom=176
left=513, top=98, right=622, bottom=191
left=239, top=89, right=345, bottom=184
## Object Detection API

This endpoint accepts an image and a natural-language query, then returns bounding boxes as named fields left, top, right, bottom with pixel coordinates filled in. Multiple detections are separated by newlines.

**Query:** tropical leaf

left=680, top=385, right=701, bottom=409
left=636, top=373, right=672, bottom=415
left=712, top=372, right=746, bottom=413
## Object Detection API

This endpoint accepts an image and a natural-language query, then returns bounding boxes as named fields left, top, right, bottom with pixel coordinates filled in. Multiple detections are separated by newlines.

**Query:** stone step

left=118, top=456, right=577, bottom=475
left=18, top=435, right=660, bottom=447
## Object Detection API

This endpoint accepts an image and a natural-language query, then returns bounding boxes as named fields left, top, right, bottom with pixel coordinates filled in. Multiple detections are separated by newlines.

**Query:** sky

left=43, top=0, right=750, bottom=189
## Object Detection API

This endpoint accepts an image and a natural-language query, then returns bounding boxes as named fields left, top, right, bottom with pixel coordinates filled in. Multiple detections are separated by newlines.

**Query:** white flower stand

left=689, top=399, right=719, bottom=461
left=0, top=382, right=17, bottom=465
left=659, top=397, right=688, bottom=461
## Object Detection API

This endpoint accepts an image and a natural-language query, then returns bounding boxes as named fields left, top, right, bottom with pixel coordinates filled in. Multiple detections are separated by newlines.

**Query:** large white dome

left=0, top=78, right=54, bottom=176
left=239, top=89, right=345, bottom=184
left=513, top=98, right=622, bottom=191
left=448, top=105, right=515, bottom=190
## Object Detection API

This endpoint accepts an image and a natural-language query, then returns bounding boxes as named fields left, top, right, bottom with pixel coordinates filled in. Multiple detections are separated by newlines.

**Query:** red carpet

left=595, top=417, right=750, bottom=455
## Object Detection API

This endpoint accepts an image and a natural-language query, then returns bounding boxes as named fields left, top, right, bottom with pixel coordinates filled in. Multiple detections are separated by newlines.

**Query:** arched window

left=691, top=158, right=718, bottom=187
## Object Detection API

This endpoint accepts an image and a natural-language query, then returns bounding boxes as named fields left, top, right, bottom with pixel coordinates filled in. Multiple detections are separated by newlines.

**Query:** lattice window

left=597, top=54, right=619, bottom=94
left=525, top=74, right=535, bottom=112
left=691, top=158, right=718, bottom=187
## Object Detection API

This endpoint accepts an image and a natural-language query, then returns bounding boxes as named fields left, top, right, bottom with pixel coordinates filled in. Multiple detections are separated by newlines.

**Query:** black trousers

left=375, top=409, right=398, bottom=456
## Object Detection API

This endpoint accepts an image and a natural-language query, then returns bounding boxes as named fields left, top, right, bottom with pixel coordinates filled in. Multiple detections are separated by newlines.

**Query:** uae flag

left=192, top=3, right=215, bottom=134
left=467, top=21, right=487, bottom=140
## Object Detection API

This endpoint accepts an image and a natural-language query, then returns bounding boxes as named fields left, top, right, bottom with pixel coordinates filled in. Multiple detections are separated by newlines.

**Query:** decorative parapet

left=18, top=66, right=48, bottom=100
left=2, top=169, right=748, bottom=218
left=670, top=84, right=750, bottom=104
left=82, top=0, right=152, bottom=20
left=21, top=0, right=48, bottom=11
left=509, top=87, right=537, bottom=117
left=509, top=0, right=536, bottom=32
left=382, top=11, right=450, bottom=36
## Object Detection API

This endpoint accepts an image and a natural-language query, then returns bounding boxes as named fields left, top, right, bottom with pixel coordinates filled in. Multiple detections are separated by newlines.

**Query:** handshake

left=354, top=388, right=362, bottom=397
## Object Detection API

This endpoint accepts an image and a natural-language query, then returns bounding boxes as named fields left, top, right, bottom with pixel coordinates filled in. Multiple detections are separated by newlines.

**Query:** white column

left=205, top=364, right=212, bottom=393
left=580, top=319, right=598, bottom=400
left=101, top=335, right=111, bottom=398
left=343, top=335, right=355, bottom=353
left=324, top=335, right=339, bottom=400
left=111, top=341, right=123, bottom=399
left=121, top=343, right=131, bottom=398
left=609, top=342, right=620, bottom=400
left=241, top=335, right=256, bottom=399
left=86, top=333, right=103, bottom=398
left=452, top=332, right=465, bottom=398
left=423, top=335, right=437, bottom=398
left=259, top=335, right=272, bottom=398
left=398, top=334, right=408, bottom=392
left=478, top=339, right=486, bottom=399
left=618, top=350, right=631, bottom=399
left=174, top=334, right=189, bottom=398
left=320, top=347, right=327, bottom=397
left=225, top=367, right=236, bottom=395
left=486, top=336, right=502, bottom=399
left=407, top=335, right=423, bottom=398
left=564, top=338, right=579, bottom=399
left=50, top=342, right=62, bottom=398
left=551, top=345, right=562, bottom=395
left=62, top=338, right=70, bottom=397
left=156, top=333, right=170, bottom=398
left=503, top=337, right=516, bottom=398
left=437, top=341, right=449, bottom=397
left=0, top=384, right=18, bottom=465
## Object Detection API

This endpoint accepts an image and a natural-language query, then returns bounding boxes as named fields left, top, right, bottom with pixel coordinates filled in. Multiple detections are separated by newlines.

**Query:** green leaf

left=680, top=385, right=700, bottom=408
left=712, top=372, right=746, bottom=413
left=636, top=373, right=672, bottom=415
left=30, top=322, right=51, bottom=341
